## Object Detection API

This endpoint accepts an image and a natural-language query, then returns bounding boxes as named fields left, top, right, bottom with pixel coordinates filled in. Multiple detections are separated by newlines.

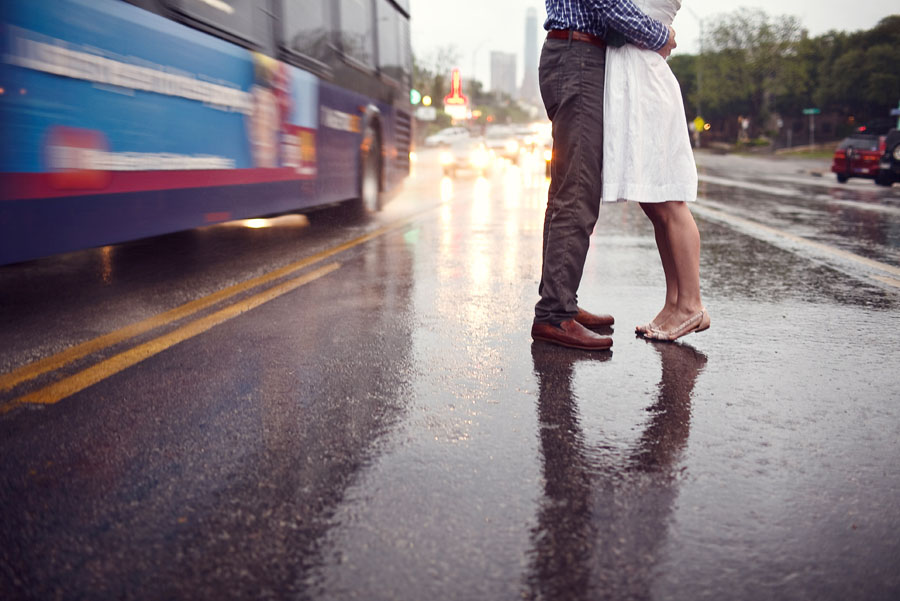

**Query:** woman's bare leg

left=640, top=201, right=704, bottom=332
left=640, top=203, right=679, bottom=330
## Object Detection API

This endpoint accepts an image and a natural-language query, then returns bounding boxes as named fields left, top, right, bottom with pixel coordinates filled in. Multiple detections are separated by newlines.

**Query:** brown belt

left=547, top=29, right=607, bottom=49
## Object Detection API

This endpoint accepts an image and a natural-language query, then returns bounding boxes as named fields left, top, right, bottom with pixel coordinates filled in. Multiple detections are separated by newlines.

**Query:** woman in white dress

left=602, top=0, right=710, bottom=342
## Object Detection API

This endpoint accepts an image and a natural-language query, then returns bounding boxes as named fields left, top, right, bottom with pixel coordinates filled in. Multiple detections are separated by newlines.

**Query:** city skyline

left=519, top=7, right=540, bottom=106
left=410, top=0, right=898, bottom=88
left=490, top=51, right=517, bottom=98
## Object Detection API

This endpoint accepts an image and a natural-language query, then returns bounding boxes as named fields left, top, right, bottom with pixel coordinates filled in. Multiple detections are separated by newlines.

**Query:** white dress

left=601, top=0, right=697, bottom=203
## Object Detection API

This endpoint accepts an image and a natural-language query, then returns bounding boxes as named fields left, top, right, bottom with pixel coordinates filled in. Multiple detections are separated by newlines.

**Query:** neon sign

left=443, top=68, right=468, bottom=106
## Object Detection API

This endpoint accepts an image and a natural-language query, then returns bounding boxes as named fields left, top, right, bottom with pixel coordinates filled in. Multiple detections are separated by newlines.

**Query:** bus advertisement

left=0, top=0, right=413, bottom=265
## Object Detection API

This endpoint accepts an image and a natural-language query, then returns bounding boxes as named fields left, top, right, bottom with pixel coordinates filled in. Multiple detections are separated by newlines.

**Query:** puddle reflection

left=528, top=341, right=708, bottom=599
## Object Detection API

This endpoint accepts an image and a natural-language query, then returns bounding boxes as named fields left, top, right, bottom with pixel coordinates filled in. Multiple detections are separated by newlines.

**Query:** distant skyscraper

left=520, top=7, right=540, bottom=105
left=490, top=51, right=517, bottom=98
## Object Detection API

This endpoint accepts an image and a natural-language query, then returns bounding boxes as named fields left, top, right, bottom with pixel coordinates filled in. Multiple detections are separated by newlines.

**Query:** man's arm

left=594, top=0, right=670, bottom=51
left=658, top=26, right=676, bottom=58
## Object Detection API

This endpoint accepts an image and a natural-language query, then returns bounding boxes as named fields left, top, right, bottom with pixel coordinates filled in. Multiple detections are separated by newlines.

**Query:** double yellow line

left=0, top=216, right=418, bottom=414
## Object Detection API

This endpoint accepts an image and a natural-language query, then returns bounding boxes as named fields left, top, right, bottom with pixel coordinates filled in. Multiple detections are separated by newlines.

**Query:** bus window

left=338, top=0, right=376, bottom=69
left=281, top=0, right=332, bottom=62
left=376, top=0, right=409, bottom=84
left=166, top=0, right=260, bottom=44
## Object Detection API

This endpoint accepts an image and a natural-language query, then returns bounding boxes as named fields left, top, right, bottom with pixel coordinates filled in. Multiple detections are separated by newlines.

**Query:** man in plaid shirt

left=531, top=0, right=677, bottom=351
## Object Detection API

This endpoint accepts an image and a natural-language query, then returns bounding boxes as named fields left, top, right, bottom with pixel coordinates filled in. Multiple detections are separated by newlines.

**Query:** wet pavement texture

left=1, top=151, right=899, bottom=600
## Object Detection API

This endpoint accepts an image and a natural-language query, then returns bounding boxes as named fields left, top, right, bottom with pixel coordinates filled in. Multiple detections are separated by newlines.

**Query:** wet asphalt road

left=1, top=150, right=899, bottom=600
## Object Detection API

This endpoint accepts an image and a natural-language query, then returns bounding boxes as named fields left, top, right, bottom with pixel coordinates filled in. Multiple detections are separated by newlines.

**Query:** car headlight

left=439, top=151, right=454, bottom=166
left=470, top=148, right=490, bottom=169
left=893, top=145, right=900, bottom=161
left=543, top=149, right=552, bottom=162
left=505, top=140, right=519, bottom=153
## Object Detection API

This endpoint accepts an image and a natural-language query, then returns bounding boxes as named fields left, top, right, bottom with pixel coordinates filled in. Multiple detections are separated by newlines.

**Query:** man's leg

left=535, top=38, right=607, bottom=325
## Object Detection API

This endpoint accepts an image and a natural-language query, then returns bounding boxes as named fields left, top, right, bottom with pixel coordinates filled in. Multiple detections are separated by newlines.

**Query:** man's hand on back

left=657, top=26, right=676, bottom=58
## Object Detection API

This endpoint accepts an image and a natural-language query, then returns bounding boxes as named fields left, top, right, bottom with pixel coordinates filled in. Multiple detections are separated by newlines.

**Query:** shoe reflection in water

left=527, top=341, right=708, bottom=600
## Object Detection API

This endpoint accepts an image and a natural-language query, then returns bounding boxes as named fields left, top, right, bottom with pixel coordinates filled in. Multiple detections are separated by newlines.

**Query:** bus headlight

left=439, top=151, right=454, bottom=166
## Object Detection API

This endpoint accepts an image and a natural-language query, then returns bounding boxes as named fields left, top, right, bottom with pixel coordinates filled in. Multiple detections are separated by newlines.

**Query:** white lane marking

left=826, top=199, right=900, bottom=216
left=767, top=174, right=876, bottom=189
left=698, top=173, right=900, bottom=215
left=698, top=174, right=794, bottom=197
left=693, top=198, right=900, bottom=288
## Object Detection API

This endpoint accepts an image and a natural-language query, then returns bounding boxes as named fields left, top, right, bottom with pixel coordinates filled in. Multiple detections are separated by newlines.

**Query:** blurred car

left=520, top=122, right=553, bottom=177
left=876, top=129, right=900, bottom=187
left=484, top=126, right=521, bottom=161
left=439, top=137, right=491, bottom=177
left=831, top=133, right=885, bottom=183
left=424, top=126, right=469, bottom=147
left=855, top=117, right=895, bottom=136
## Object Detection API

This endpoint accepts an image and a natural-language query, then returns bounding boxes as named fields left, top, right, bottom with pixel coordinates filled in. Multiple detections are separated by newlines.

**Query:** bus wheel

left=359, top=124, right=382, bottom=214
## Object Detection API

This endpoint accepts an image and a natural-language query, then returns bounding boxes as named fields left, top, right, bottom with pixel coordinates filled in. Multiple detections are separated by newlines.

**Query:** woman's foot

left=635, top=320, right=658, bottom=335
left=635, top=306, right=674, bottom=336
left=645, top=309, right=710, bottom=342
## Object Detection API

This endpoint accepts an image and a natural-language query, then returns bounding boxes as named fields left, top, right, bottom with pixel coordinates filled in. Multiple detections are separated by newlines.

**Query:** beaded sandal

left=644, top=309, right=710, bottom=342
left=635, top=319, right=659, bottom=335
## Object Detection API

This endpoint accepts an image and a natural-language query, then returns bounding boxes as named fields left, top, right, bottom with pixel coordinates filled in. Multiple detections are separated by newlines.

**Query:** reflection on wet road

left=1, top=150, right=899, bottom=600
left=528, top=342, right=706, bottom=600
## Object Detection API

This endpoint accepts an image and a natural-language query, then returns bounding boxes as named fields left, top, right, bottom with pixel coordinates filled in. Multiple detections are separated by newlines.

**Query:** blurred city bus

left=0, top=0, right=412, bottom=264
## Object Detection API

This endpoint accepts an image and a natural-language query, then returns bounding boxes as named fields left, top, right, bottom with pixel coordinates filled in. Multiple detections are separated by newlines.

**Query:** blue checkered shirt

left=544, top=0, right=669, bottom=50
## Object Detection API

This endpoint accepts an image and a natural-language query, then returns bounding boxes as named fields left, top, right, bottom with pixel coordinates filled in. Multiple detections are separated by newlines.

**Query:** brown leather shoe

left=531, top=319, right=613, bottom=351
left=574, top=306, right=615, bottom=330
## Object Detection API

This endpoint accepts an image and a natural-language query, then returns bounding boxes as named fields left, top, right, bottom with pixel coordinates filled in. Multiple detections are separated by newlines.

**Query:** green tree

left=699, top=8, right=805, bottom=135
left=668, top=54, right=698, bottom=119
left=813, top=16, right=900, bottom=123
left=412, top=46, right=462, bottom=135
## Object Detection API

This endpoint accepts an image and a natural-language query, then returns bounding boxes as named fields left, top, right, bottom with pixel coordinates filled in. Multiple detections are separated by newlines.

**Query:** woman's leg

left=640, top=203, right=679, bottom=330
left=640, top=201, right=704, bottom=332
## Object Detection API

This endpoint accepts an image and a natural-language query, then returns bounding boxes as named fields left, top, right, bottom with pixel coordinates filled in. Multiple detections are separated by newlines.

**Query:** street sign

left=804, top=108, right=819, bottom=147
left=415, top=106, right=437, bottom=121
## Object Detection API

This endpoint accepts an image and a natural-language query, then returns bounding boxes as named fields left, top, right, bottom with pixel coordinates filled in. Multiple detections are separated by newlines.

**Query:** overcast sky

left=409, top=1, right=899, bottom=87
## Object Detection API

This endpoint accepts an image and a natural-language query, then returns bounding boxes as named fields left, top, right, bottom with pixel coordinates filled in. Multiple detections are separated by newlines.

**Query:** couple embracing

left=532, top=0, right=711, bottom=351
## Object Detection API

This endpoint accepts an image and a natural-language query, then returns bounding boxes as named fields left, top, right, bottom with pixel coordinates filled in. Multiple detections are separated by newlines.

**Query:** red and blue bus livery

left=0, top=0, right=413, bottom=264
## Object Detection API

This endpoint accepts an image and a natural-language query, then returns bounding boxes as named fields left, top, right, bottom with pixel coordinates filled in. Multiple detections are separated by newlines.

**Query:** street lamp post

left=471, top=39, right=488, bottom=93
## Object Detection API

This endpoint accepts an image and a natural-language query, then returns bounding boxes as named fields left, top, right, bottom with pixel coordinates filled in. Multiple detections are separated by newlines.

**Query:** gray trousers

left=535, top=36, right=607, bottom=324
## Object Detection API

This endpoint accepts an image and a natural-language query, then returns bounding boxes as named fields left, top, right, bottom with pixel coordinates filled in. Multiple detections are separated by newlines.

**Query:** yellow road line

left=0, top=216, right=418, bottom=394
left=694, top=202, right=900, bottom=286
left=0, top=262, right=340, bottom=414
